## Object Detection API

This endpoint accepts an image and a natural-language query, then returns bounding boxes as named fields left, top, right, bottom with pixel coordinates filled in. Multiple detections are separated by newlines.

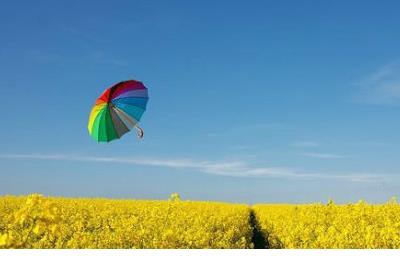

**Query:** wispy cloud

left=356, top=62, right=400, bottom=105
left=0, top=153, right=396, bottom=183
left=292, top=141, right=319, bottom=148
left=302, top=152, right=346, bottom=159
left=206, top=123, right=285, bottom=138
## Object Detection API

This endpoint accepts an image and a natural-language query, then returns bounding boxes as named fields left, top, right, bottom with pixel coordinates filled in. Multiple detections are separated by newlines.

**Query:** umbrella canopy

left=88, top=80, right=149, bottom=142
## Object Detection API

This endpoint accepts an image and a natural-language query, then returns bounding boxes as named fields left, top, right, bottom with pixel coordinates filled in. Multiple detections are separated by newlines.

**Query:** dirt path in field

left=249, top=210, right=268, bottom=249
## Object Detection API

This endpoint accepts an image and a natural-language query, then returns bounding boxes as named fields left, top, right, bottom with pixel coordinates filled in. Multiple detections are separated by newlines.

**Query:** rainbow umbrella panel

left=88, top=80, right=149, bottom=142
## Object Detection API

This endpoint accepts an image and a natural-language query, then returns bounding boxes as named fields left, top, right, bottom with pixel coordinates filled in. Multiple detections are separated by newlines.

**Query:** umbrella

left=88, top=80, right=149, bottom=142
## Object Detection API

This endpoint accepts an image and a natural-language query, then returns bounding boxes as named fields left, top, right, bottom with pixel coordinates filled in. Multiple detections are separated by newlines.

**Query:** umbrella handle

left=135, top=125, right=144, bottom=139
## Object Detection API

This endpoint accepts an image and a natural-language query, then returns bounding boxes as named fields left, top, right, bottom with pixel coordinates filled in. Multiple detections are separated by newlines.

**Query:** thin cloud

left=0, top=153, right=396, bottom=183
left=355, top=62, right=400, bottom=105
left=206, top=123, right=285, bottom=138
left=302, top=152, right=346, bottom=159
left=292, top=141, right=319, bottom=148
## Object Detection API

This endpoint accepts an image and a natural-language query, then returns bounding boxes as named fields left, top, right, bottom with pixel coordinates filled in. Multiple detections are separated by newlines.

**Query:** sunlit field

left=1, top=194, right=400, bottom=249
left=253, top=200, right=400, bottom=248
left=0, top=194, right=252, bottom=249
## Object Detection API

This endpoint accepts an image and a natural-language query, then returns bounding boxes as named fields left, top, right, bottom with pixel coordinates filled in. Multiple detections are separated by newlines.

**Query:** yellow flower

left=0, top=233, right=9, bottom=247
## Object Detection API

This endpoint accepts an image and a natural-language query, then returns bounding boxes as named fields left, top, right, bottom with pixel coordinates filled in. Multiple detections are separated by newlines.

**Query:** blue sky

left=1, top=0, right=400, bottom=203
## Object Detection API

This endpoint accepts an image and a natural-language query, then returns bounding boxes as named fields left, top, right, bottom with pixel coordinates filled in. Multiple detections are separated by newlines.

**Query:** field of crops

left=253, top=200, right=400, bottom=248
left=1, top=194, right=400, bottom=249
left=0, top=194, right=252, bottom=248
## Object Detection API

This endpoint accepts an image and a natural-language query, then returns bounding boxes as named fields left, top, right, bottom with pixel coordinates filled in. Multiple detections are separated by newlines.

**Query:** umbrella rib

left=109, top=105, right=130, bottom=138
left=112, top=98, right=148, bottom=110
left=111, top=89, right=148, bottom=99
left=113, top=106, right=139, bottom=129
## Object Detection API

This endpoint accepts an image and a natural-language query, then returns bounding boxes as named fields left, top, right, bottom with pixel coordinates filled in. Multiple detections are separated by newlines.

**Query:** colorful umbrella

left=88, top=80, right=149, bottom=142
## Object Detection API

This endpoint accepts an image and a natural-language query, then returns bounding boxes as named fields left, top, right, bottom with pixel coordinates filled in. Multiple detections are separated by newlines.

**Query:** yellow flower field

left=253, top=199, right=400, bottom=248
left=1, top=194, right=400, bottom=249
left=0, top=194, right=252, bottom=249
